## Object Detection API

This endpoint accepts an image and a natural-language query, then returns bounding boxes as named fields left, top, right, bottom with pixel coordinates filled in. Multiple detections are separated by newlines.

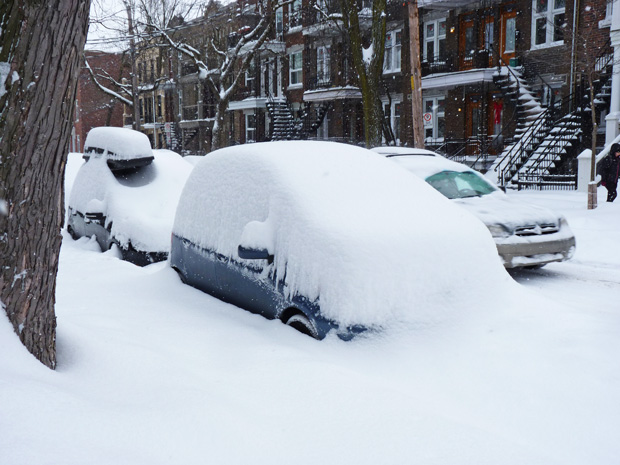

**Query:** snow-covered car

left=372, top=147, right=576, bottom=269
left=67, top=127, right=193, bottom=266
left=170, top=141, right=505, bottom=340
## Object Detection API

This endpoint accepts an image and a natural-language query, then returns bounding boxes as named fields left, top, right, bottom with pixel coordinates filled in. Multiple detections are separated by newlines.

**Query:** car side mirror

left=238, top=245, right=274, bottom=263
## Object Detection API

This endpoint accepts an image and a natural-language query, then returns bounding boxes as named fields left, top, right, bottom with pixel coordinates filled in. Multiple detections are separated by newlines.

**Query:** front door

left=459, top=18, right=476, bottom=70
left=466, top=96, right=483, bottom=155
left=500, top=8, right=517, bottom=65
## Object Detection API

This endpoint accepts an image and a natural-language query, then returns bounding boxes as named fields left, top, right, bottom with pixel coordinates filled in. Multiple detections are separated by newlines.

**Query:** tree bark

left=340, top=0, right=386, bottom=148
left=0, top=0, right=91, bottom=369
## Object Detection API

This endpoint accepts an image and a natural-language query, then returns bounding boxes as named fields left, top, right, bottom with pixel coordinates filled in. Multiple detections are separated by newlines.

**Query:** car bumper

left=496, top=235, right=576, bottom=269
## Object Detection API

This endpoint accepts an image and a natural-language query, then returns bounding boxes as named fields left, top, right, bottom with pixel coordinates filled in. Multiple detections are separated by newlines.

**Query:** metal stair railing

left=520, top=117, right=581, bottom=179
left=494, top=107, right=552, bottom=186
left=510, top=42, right=613, bottom=186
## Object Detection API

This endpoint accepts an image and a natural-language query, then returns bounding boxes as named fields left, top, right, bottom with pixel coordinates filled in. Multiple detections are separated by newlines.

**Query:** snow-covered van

left=170, top=141, right=505, bottom=339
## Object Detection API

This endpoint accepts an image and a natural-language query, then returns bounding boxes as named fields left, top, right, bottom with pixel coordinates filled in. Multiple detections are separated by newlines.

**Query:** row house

left=124, top=0, right=613, bottom=188
left=227, top=0, right=412, bottom=146
left=418, top=0, right=612, bottom=187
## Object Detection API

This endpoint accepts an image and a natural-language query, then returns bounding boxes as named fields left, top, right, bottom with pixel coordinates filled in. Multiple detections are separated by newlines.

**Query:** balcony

left=422, top=50, right=493, bottom=77
left=304, top=75, right=361, bottom=102
left=421, top=50, right=497, bottom=91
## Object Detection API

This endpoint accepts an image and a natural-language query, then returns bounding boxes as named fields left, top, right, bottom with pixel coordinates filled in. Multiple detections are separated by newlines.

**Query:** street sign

left=423, top=112, right=433, bottom=128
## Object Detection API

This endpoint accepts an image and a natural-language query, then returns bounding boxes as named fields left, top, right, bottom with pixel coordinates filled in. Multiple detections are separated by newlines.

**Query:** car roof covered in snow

left=387, top=153, right=483, bottom=181
left=371, top=146, right=441, bottom=157
left=84, top=127, right=153, bottom=168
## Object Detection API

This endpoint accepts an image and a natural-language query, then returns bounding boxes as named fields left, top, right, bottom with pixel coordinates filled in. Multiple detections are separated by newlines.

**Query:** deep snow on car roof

left=84, top=127, right=153, bottom=161
left=389, top=153, right=481, bottom=180
left=371, top=146, right=441, bottom=157
left=70, top=150, right=193, bottom=252
left=173, top=141, right=509, bottom=328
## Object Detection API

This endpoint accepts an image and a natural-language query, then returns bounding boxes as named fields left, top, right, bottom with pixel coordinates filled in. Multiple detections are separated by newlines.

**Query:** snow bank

left=69, top=149, right=193, bottom=252
left=84, top=127, right=153, bottom=161
left=173, top=141, right=509, bottom=328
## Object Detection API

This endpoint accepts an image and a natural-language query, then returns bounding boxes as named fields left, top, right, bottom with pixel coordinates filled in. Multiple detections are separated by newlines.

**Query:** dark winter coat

left=601, top=146, right=620, bottom=187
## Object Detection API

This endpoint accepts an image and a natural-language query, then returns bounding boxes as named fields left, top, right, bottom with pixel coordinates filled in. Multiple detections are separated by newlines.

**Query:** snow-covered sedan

left=372, top=147, right=576, bottom=269
left=67, top=127, right=193, bottom=266
left=170, top=141, right=506, bottom=339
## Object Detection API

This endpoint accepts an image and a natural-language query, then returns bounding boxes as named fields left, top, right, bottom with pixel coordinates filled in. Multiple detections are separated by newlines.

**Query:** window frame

left=317, top=45, right=331, bottom=84
left=289, top=50, right=303, bottom=88
left=423, top=18, right=447, bottom=63
left=383, top=29, right=402, bottom=73
left=531, top=0, right=566, bottom=49
left=423, top=95, right=446, bottom=143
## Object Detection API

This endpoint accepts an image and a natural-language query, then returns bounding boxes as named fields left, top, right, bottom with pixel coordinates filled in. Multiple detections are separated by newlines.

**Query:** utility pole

left=408, top=0, right=424, bottom=148
left=125, top=0, right=142, bottom=131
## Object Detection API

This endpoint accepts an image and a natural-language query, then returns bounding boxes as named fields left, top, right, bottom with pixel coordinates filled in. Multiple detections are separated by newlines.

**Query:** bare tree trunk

left=340, top=0, right=386, bottom=148
left=0, top=0, right=91, bottom=369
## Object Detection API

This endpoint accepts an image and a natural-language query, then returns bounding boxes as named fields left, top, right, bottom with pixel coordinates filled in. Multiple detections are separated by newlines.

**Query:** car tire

left=67, top=225, right=77, bottom=240
left=285, top=313, right=319, bottom=339
left=171, top=266, right=187, bottom=284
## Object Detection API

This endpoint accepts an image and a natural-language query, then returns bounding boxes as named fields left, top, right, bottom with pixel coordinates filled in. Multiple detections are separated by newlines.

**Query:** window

left=275, top=8, right=283, bottom=36
left=289, top=0, right=302, bottom=29
left=317, top=113, right=329, bottom=139
left=289, top=51, right=303, bottom=87
left=245, top=60, right=256, bottom=92
left=483, top=20, right=494, bottom=51
left=157, top=95, right=162, bottom=118
left=246, top=113, right=256, bottom=143
left=384, top=30, right=402, bottom=72
left=504, top=17, right=516, bottom=52
left=532, top=0, right=565, bottom=47
left=317, top=46, right=331, bottom=84
left=423, top=96, right=445, bottom=142
left=423, top=19, right=446, bottom=62
left=383, top=100, right=401, bottom=143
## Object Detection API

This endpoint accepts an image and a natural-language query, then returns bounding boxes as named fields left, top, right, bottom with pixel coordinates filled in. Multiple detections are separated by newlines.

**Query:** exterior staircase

left=266, top=97, right=331, bottom=141
left=266, top=97, right=296, bottom=140
left=515, top=113, right=583, bottom=189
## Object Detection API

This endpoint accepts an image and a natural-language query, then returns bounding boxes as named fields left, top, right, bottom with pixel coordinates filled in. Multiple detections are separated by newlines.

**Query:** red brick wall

left=72, top=51, right=128, bottom=152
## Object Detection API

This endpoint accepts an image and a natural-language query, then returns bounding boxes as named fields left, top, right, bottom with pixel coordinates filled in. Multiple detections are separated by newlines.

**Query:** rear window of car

left=426, top=171, right=496, bottom=199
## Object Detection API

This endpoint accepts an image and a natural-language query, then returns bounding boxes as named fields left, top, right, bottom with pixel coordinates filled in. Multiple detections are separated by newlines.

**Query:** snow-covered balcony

left=303, top=75, right=361, bottom=102
left=229, top=88, right=268, bottom=110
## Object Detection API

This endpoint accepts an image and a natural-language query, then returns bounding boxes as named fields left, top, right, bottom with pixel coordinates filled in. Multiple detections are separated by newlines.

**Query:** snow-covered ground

left=1, top=163, right=619, bottom=464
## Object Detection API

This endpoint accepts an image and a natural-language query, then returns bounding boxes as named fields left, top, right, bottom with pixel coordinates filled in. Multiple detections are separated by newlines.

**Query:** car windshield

left=425, top=170, right=497, bottom=199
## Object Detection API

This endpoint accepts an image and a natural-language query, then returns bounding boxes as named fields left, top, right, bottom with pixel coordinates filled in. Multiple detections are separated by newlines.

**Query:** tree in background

left=339, top=0, right=387, bottom=148
left=0, top=0, right=91, bottom=368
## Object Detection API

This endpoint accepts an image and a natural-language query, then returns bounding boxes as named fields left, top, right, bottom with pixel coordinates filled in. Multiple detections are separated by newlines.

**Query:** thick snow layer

left=174, top=141, right=509, bottom=328
left=389, top=153, right=476, bottom=180
left=69, top=150, right=192, bottom=252
left=1, top=171, right=619, bottom=465
left=455, top=191, right=566, bottom=231
left=84, top=127, right=153, bottom=161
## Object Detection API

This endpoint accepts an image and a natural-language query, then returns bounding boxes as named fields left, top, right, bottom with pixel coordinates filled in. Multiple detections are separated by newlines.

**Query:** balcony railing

left=182, top=104, right=216, bottom=121
left=306, top=73, right=357, bottom=91
left=422, top=49, right=494, bottom=77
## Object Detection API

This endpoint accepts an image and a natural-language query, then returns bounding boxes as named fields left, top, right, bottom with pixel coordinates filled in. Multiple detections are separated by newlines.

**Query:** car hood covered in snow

left=454, top=191, right=563, bottom=230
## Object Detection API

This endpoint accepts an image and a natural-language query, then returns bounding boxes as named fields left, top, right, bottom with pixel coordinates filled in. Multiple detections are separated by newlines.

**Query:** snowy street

left=1, top=182, right=619, bottom=465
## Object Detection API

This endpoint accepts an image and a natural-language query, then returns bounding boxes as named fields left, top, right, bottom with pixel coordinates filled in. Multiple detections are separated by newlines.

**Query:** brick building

left=119, top=0, right=614, bottom=186
left=72, top=50, right=128, bottom=153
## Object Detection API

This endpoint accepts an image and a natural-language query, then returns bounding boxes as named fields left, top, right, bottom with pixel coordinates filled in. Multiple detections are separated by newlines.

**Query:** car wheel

left=67, top=225, right=77, bottom=240
left=171, top=266, right=187, bottom=284
left=285, top=313, right=319, bottom=339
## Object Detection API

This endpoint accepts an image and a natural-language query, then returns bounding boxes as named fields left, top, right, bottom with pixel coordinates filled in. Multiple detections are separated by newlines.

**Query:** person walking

left=601, top=143, right=620, bottom=202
